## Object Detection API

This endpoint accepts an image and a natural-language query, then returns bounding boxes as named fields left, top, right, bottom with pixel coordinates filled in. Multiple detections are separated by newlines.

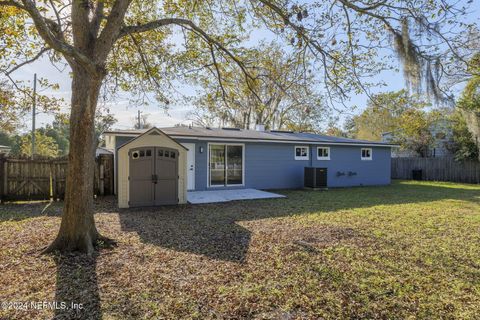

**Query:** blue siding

left=174, top=139, right=391, bottom=190
left=116, top=136, right=136, bottom=149
left=311, top=145, right=391, bottom=187
left=175, top=139, right=209, bottom=191
left=113, top=135, right=391, bottom=192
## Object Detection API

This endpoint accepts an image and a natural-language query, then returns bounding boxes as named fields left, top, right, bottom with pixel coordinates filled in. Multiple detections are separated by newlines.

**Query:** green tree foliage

left=0, top=130, right=14, bottom=147
left=35, top=111, right=117, bottom=155
left=36, top=114, right=70, bottom=156
left=0, top=80, right=64, bottom=133
left=456, top=54, right=480, bottom=161
left=392, top=109, right=441, bottom=157
left=18, top=131, right=59, bottom=157
left=349, top=90, right=430, bottom=141
left=447, top=111, right=479, bottom=161
left=347, top=90, right=443, bottom=157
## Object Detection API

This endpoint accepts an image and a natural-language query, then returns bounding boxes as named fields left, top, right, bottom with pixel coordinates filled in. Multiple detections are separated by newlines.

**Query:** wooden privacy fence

left=391, top=157, right=480, bottom=184
left=0, top=154, right=114, bottom=202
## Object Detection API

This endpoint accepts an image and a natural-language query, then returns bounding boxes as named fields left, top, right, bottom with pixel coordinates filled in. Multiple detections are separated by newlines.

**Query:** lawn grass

left=0, top=180, right=479, bottom=319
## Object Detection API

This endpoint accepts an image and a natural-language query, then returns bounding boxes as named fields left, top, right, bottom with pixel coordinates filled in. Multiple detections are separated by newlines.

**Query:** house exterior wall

left=174, top=139, right=391, bottom=190
left=311, top=145, right=391, bottom=187
left=117, top=133, right=187, bottom=208
left=112, top=135, right=391, bottom=194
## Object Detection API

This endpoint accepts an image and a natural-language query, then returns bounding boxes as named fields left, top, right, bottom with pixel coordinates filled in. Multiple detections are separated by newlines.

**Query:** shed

left=117, top=127, right=188, bottom=208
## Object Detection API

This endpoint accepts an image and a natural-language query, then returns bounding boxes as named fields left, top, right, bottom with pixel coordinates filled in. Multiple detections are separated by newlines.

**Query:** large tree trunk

left=44, top=65, right=109, bottom=255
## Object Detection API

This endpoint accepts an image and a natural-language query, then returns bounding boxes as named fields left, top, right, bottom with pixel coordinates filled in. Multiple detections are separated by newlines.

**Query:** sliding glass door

left=210, top=145, right=226, bottom=186
left=227, top=145, right=243, bottom=185
left=209, top=144, right=243, bottom=186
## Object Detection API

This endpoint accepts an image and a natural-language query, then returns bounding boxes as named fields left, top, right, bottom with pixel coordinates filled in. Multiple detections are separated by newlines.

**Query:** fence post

left=99, top=161, right=105, bottom=196
left=0, top=154, right=5, bottom=203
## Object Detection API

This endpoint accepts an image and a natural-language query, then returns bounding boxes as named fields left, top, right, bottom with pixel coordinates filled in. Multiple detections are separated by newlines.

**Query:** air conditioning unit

left=304, top=167, right=327, bottom=189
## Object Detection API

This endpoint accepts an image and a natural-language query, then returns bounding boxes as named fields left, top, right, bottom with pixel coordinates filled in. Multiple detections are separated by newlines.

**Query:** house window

left=317, top=147, right=330, bottom=160
left=294, top=146, right=309, bottom=160
left=361, top=148, right=372, bottom=160
left=209, top=144, right=244, bottom=186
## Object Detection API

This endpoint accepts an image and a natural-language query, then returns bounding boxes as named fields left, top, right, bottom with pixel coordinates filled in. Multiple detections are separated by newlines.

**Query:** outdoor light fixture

left=199, top=146, right=204, bottom=153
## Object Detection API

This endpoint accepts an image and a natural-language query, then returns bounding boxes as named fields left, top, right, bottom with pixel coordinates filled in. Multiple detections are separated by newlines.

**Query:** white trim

left=361, top=147, right=373, bottom=160
left=317, top=146, right=331, bottom=160
left=104, top=132, right=396, bottom=148
left=207, top=143, right=245, bottom=188
left=294, top=145, right=309, bottom=160
left=116, top=127, right=188, bottom=151
left=181, top=143, right=196, bottom=191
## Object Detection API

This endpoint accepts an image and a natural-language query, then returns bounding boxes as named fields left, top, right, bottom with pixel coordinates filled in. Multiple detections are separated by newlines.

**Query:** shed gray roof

left=104, top=126, right=394, bottom=147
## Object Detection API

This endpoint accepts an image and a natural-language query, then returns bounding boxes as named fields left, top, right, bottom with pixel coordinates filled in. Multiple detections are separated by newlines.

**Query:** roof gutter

left=104, top=132, right=397, bottom=148
left=170, top=136, right=398, bottom=148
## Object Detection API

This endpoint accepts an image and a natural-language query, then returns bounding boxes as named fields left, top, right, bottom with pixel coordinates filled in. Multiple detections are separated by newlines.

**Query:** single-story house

left=96, top=146, right=114, bottom=157
left=103, top=126, right=395, bottom=208
left=382, top=118, right=453, bottom=158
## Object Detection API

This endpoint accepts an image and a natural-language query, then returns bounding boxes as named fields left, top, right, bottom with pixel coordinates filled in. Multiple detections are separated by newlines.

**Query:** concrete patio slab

left=187, top=188, right=285, bottom=204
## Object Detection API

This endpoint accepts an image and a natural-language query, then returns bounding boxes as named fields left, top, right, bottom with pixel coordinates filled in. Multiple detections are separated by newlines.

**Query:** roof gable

left=117, top=127, right=188, bottom=150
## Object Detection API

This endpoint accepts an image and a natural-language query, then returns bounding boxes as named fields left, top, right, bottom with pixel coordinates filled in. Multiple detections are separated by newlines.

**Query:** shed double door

left=129, top=147, right=178, bottom=207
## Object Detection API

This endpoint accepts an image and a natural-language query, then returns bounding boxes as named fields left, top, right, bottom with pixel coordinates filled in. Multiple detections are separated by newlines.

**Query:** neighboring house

left=382, top=119, right=453, bottom=158
left=95, top=146, right=113, bottom=157
left=0, top=145, right=11, bottom=155
left=104, top=126, right=394, bottom=208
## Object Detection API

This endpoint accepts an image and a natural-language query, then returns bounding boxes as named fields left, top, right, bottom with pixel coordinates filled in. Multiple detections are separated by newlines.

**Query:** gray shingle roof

left=104, top=127, right=394, bottom=146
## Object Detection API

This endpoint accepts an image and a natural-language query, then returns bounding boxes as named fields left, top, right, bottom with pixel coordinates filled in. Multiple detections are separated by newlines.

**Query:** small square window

left=164, top=151, right=170, bottom=157
left=139, top=150, right=145, bottom=157
left=146, top=149, right=151, bottom=157
left=158, top=150, right=163, bottom=157
left=317, top=147, right=330, bottom=160
left=171, top=152, right=175, bottom=159
left=361, top=148, right=372, bottom=160
left=294, top=146, right=309, bottom=160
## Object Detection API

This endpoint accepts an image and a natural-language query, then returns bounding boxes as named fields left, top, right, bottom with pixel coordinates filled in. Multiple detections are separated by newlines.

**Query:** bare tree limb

left=4, top=47, right=51, bottom=75
left=18, top=0, right=98, bottom=74
left=120, top=17, right=264, bottom=102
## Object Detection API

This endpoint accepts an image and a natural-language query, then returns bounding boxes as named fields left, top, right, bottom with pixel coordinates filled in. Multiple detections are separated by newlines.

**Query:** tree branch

left=95, top=0, right=132, bottom=64
left=4, top=47, right=51, bottom=75
left=120, top=17, right=263, bottom=101
left=91, top=1, right=105, bottom=38
left=19, top=0, right=99, bottom=74
left=0, top=0, right=25, bottom=9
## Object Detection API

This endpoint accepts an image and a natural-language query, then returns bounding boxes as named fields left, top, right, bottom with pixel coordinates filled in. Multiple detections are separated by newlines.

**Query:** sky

left=9, top=1, right=479, bottom=133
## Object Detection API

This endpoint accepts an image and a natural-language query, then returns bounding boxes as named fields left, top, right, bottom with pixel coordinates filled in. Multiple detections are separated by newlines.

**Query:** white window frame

left=317, top=147, right=330, bottom=160
left=361, top=148, right=373, bottom=160
left=294, top=146, right=309, bottom=160
left=207, top=143, right=245, bottom=187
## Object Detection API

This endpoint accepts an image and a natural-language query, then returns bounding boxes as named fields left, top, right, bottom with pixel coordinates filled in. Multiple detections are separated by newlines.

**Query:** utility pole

left=31, top=73, right=37, bottom=160
left=137, top=110, right=142, bottom=129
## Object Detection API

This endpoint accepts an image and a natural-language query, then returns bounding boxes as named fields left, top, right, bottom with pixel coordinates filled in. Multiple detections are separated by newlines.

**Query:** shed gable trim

left=117, top=127, right=188, bottom=151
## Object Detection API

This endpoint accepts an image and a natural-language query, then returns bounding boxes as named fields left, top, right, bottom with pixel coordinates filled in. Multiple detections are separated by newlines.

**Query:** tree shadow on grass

left=52, top=253, right=101, bottom=320
left=119, top=206, right=251, bottom=263
left=0, top=196, right=117, bottom=223
left=118, top=181, right=480, bottom=263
